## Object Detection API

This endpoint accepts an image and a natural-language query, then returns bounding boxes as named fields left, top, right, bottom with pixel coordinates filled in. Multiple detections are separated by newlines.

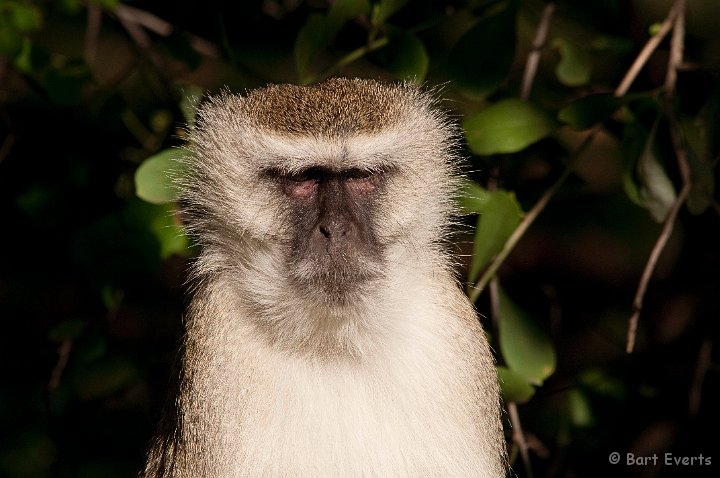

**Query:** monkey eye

left=273, top=168, right=322, bottom=199
left=344, top=169, right=375, bottom=180
left=344, top=169, right=382, bottom=194
left=268, top=167, right=383, bottom=198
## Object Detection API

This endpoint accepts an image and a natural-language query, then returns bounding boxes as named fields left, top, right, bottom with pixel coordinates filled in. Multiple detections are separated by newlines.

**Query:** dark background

left=0, top=1, right=719, bottom=476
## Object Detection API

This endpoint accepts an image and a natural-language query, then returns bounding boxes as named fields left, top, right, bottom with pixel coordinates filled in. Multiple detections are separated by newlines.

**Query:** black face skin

left=270, top=166, right=385, bottom=296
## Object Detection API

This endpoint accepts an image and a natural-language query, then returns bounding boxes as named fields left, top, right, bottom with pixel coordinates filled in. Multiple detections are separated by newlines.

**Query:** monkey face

left=184, top=79, right=460, bottom=309
left=270, top=166, right=386, bottom=298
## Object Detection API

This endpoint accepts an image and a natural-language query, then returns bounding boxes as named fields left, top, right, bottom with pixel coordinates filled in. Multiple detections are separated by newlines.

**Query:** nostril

left=319, top=224, right=331, bottom=238
left=319, top=221, right=349, bottom=240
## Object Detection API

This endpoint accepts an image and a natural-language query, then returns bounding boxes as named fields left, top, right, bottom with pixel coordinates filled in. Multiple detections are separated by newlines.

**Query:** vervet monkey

left=143, top=78, right=506, bottom=477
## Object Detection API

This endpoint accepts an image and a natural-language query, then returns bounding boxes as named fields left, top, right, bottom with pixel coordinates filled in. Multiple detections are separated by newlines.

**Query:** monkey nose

left=318, top=220, right=348, bottom=241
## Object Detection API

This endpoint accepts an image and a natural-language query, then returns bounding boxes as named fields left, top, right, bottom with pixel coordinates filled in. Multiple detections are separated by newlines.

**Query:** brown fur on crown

left=239, top=77, right=409, bottom=136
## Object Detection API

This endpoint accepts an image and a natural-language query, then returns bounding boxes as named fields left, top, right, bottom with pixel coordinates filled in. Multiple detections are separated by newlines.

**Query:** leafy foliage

left=448, top=0, right=517, bottom=99
left=552, top=37, right=591, bottom=87
left=499, top=287, right=556, bottom=387
left=134, top=149, right=184, bottom=205
left=1, top=1, right=718, bottom=477
left=461, top=184, right=523, bottom=284
left=464, top=98, right=555, bottom=155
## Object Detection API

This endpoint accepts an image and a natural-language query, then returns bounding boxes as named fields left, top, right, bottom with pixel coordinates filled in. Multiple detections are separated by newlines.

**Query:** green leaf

left=553, top=38, right=591, bottom=87
left=13, top=37, right=33, bottom=73
left=558, top=93, right=626, bottom=130
left=0, top=16, right=22, bottom=57
left=294, top=14, right=329, bottom=81
left=89, top=0, right=120, bottom=10
left=294, top=0, right=370, bottom=81
left=622, top=121, right=677, bottom=222
left=73, top=358, right=138, bottom=401
left=373, top=0, right=410, bottom=25
left=328, top=0, right=370, bottom=25
left=179, top=85, right=204, bottom=126
left=567, top=388, right=594, bottom=427
left=648, top=21, right=663, bottom=36
left=10, top=3, right=43, bottom=32
left=0, top=430, right=56, bottom=477
left=449, top=1, right=517, bottom=99
left=101, top=285, right=123, bottom=311
left=135, top=149, right=183, bottom=204
left=149, top=204, right=190, bottom=259
left=12, top=38, right=48, bottom=74
left=464, top=98, right=555, bottom=155
left=384, top=30, right=428, bottom=82
left=498, top=288, right=556, bottom=385
left=578, top=368, right=625, bottom=399
left=59, top=0, right=83, bottom=14
left=681, top=114, right=716, bottom=215
left=467, top=188, right=523, bottom=283
left=123, top=199, right=191, bottom=259
left=497, top=366, right=535, bottom=404
left=457, top=179, right=491, bottom=214
left=44, top=65, right=90, bottom=107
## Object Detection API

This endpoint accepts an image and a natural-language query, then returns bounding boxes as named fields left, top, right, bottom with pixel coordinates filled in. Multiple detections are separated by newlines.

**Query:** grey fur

left=143, top=78, right=506, bottom=477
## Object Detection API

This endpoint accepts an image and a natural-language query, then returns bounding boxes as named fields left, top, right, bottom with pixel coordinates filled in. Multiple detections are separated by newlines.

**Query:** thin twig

left=303, top=36, right=390, bottom=85
left=48, top=339, right=73, bottom=391
left=116, top=10, right=164, bottom=68
left=115, top=4, right=172, bottom=36
left=663, top=0, right=686, bottom=101
left=469, top=0, right=690, bottom=302
left=508, top=401, right=534, bottom=478
left=302, top=14, right=440, bottom=85
left=469, top=127, right=599, bottom=302
left=84, top=4, right=102, bottom=66
left=488, top=276, right=501, bottom=330
left=520, top=3, right=555, bottom=100
left=615, top=2, right=682, bottom=96
left=625, top=183, right=689, bottom=352
left=626, top=0, right=689, bottom=353
left=689, top=338, right=712, bottom=415
left=113, top=4, right=218, bottom=58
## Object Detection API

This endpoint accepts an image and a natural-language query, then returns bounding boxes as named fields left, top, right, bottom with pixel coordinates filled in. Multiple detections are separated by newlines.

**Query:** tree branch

left=469, top=128, right=597, bottom=302
left=84, top=3, right=102, bottom=66
left=615, top=1, right=682, bottom=96
left=508, top=401, right=534, bottom=478
left=689, top=338, right=712, bottom=415
left=469, top=0, right=690, bottom=302
left=47, top=339, right=73, bottom=391
left=626, top=0, right=689, bottom=353
left=303, top=36, right=390, bottom=85
left=520, top=3, right=555, bottom=100
left=113, top=4, right=219, bottom=58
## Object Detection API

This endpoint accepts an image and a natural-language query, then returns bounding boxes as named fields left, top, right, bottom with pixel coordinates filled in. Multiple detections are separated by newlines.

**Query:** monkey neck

left=172, top=245, right=504, bottom=478
left=189, top=243, right=452, bottom=362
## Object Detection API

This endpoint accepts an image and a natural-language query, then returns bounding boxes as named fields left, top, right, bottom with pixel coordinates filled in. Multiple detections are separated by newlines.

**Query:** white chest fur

left=179, top=302, right=499, bottom=477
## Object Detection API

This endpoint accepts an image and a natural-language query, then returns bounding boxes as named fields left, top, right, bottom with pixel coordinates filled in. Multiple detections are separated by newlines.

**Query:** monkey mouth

left=289, top=250, right=383, bottom=295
